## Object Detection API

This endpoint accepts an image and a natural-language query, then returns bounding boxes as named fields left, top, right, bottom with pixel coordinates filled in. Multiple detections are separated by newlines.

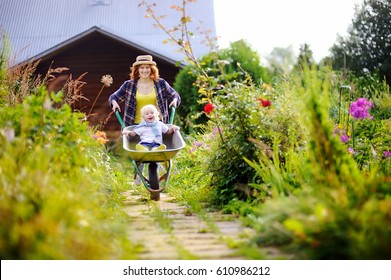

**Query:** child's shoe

left=136, top=144, right=149, bottom=151
left=152, top=144, right=167, bottom=151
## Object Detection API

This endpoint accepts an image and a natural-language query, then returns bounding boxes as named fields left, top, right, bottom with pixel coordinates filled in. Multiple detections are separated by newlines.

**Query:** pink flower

left=384, top=151, right=391, bottom=158
left=349, top=97, right=374, bottom=119
left=340, top=134, right=349, bottom=143
left=204, top=103, right=215, bottom=114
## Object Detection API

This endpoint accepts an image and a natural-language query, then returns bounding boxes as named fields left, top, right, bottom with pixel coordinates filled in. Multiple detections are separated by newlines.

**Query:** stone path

left=123, top=190, right=256, bottom=260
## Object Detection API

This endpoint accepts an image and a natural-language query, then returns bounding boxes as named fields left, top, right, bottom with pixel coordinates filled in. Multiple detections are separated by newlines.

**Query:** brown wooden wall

left=35, top=31, right=181, bottom=140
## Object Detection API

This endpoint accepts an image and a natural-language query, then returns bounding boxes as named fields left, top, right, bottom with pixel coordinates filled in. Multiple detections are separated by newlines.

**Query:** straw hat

left=132, top=55, right=157, bottom=67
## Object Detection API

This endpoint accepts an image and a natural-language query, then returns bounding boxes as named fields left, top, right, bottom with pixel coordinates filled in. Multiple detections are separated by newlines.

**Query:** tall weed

left=0, top=83, right=135, bottom=259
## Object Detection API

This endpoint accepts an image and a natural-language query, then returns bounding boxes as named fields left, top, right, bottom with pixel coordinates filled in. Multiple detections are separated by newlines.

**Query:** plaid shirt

left=108, top=78, right=181, bottom=126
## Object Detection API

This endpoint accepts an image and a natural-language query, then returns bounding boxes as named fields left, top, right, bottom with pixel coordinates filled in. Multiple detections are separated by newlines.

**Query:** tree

left=265, top=45, right=296, bottom=76
left=330, top=0, right=391, bottom=84
left=293, top=43, right=316, bottom=72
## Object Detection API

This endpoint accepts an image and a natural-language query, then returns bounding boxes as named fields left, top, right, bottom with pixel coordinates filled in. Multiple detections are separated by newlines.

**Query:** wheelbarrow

left=115, top=107, right=185, bottom=201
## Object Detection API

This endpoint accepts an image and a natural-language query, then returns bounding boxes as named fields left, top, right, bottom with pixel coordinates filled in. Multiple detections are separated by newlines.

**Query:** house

left=0, top=0, right=216, bottom=138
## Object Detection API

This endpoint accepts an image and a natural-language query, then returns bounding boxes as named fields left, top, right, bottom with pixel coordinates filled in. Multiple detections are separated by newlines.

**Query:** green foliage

left=170, top=63, right=391, bottom=259
left=330, top=0, right=391, bottom=85
left=173, top=40, right=271, bottom=133
left=172, top=68, right=308, bottom=207
left=329, top=72, right=391, bottom=174
left=293, top=43, right=315, bottom=72
left=0, top=88, right=136, bottom=259
left=219, top=40, right=270, bottom=85
left=265, top=46, right=296, bottom=76
left=236, top=66, right=391, bottom=259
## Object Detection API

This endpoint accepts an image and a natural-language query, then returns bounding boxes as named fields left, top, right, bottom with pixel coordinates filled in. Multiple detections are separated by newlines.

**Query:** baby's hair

left=140, top=104, right=160, bottom=121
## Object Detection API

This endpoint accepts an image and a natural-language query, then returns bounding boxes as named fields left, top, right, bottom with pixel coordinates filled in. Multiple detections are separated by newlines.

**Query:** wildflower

left=210, top=126, right=223, bottom=139
left=89, top=75, right=113, bottom=116
left=340, top=134, right=349, bottom=143
left=190, top=141, right=205, bottom=153
left=101, top=75, right=113, bottom=87
left=2, top=127, right=15, bottom=142
left=349, top=97, right=374, bottom=119
left=348, top=147, right=355, bottom=154
left=262, top=83, right=271, bottom=90
left=204, top=103, right=215, bottom=114
left=258, top=98, right=272, bottom=107
left=384, top=151, right=391, bottom=158
left=92, top=130, right=108, bottom=144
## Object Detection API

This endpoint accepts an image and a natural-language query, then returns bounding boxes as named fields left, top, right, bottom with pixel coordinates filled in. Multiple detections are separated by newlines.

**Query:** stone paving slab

left=123, top=190, right=255, bottom=260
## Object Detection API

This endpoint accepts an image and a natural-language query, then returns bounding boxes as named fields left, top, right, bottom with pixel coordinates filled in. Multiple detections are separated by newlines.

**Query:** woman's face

left=138, top=65, right=151, bottom=79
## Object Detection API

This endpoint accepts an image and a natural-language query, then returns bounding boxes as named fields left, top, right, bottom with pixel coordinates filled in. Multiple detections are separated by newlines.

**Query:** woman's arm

left=108, top=81, right=130, bottom=112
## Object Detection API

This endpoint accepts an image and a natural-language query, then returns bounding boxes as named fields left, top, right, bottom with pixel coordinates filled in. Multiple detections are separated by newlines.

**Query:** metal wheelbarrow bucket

left=116, top=108, right=185, bottom=200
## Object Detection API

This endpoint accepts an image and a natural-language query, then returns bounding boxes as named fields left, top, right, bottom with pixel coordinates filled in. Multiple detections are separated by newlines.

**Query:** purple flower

left=192, top=141, right=205, bottom=147
left=384, top=151, right=391, bottom=158
left=348, top=147, right=355, bottom=154
left=349, top=98, right=374, bottom=119
left=340, top=134, right=349, bottom=143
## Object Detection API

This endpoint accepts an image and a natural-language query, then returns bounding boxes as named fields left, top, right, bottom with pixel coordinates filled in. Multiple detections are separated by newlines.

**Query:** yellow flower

left=262, top=83, right=271, bottom=90
left=101, top=75, right=113, bottom=87
left=97, top=137, right=108, bottom=144
left=92, top=130, right=108, bottom=144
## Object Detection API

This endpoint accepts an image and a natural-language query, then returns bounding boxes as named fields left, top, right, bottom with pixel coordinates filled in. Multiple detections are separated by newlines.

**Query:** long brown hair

left=130, top=65, right=160, bottom=81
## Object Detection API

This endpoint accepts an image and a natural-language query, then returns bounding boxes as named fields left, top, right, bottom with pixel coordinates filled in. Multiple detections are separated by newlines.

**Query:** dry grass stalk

left=5, top=59, right=41, bottom=106
left=61, top=72, right=89, bottom=106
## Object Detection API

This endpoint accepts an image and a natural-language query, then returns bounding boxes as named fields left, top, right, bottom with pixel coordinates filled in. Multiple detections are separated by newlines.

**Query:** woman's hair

left=140, top=104, right=160, bottom=121
left=130, top=64, right=160, bottom=81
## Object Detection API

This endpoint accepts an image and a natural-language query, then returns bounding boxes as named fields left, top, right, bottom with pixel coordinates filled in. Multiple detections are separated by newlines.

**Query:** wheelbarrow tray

left=122, top=124, right=186, bottom=162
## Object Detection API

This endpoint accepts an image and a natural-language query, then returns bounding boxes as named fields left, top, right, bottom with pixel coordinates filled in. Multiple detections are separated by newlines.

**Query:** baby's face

left=143, top=110, right=156, bottom=122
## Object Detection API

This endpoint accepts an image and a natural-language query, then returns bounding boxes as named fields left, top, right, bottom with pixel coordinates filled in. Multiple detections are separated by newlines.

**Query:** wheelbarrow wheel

left=148, top=162, right=160, bottom=201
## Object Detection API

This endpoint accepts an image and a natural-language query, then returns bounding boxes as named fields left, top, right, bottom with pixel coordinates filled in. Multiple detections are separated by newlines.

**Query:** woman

left=109, top=55, right=180, bottom=126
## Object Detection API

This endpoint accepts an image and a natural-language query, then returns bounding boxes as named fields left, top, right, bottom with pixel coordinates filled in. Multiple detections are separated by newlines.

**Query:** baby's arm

left=123, top=130, right=137, bottom=137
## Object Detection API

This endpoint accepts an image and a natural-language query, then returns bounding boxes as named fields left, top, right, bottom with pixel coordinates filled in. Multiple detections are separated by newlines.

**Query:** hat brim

left=132, top=61, right=157, bottom=67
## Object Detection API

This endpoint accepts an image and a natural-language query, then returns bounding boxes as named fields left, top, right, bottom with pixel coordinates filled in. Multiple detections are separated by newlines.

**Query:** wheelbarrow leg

left=148, top=162, right=160, bottom=201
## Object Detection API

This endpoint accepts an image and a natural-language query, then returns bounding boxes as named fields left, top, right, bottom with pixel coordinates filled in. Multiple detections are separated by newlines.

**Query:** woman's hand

left=168, top=98, right=178, bottom=108
left=111, top=100, right=120, bottom=112
left=167, top=125, right=180, bottom=134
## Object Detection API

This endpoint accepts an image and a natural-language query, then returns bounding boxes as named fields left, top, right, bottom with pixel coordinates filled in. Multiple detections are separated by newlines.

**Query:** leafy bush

left=0, top=86, right=136, bottom=259
left=240, top=66, right=391, bottom=259
left=174, top=40, right=271, bottom=133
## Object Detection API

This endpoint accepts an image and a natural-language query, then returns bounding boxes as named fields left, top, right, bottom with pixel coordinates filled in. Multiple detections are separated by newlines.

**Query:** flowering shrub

left=203, top=103, right=215, bottom=114
left=0, top=86, right=136, bottom=259
left=335, top=95, right=391, bottom=173
left=349, top=97, right=374, bottom=119
left=257, top=98, right=272, bottom=107
left=238, top=67, right=391, bottom=259
left=92, top=130, right=109, bottom=144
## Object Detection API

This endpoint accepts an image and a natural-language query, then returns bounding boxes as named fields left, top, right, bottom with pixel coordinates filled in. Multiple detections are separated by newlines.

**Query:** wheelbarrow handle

left=169, top=106, right=175, bottom=124
left=115, top=109, right=126, bottom=129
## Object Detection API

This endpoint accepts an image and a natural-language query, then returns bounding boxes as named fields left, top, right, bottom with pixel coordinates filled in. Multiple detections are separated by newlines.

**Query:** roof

left=0, top=0, right=216, bottom=65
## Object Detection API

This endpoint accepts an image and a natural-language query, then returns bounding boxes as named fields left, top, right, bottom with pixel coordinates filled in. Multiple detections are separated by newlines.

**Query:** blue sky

left=213, top=0, right=362, bottom=62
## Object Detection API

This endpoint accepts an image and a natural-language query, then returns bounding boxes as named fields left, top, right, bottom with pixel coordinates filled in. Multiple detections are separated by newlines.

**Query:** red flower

left=204, top=103, right=215, bottom=114
left=258, top=98, right=272, bottom=107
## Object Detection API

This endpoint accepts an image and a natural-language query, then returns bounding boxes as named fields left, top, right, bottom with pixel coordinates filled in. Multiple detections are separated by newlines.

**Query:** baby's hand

left=123, top=130, right=136, bottom=137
